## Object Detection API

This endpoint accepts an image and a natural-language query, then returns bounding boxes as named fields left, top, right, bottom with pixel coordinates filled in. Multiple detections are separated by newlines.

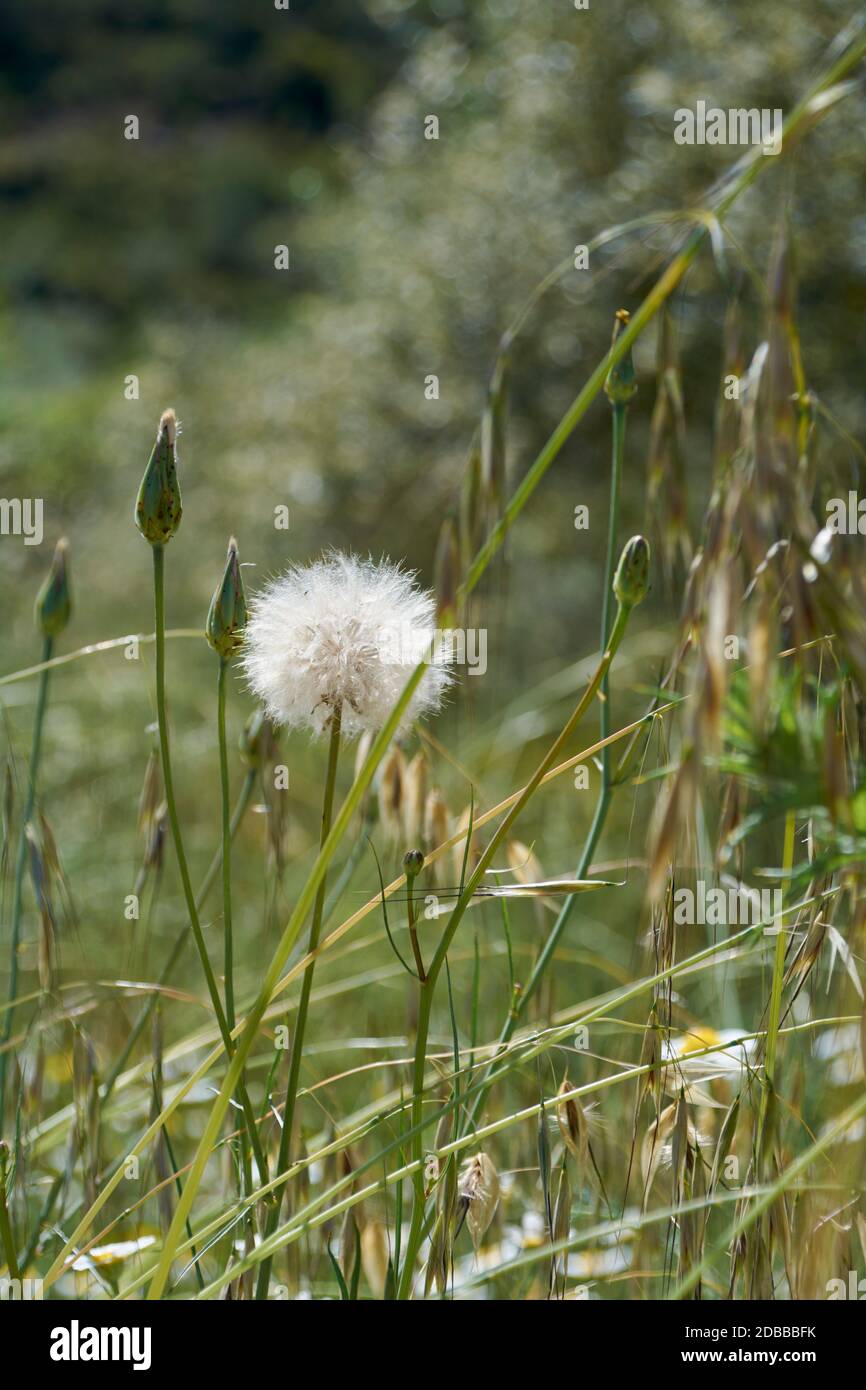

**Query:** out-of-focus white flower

left=661, top=1026, right=756, bottom=1106
left=69, top=1236, right=157, bottom=1272
left=813, top=1024, right=865, bottom=1087
left=241, top=551, right=451, bottom=740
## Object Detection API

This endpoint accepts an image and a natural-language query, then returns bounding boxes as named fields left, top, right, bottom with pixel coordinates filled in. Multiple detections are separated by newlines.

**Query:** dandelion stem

left=254, top=705, right=342, bottom=1299
left=0, top=635, right=53, bottom=1124
left=217, top=659, right=235, bottom=1030
left=151, top=546, right=269, bottom=1199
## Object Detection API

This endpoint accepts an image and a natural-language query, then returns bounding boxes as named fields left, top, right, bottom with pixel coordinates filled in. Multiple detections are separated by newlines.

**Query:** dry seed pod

left=403, top=751, right=428, bottom=846
left=25, top=824, right=56, bottom=993
left=353, top=728, right=374, bottom=822
left=427, top=1153, right=458, bottom=1296
left=137, top=750, right=162, bottom=838
left=557, top=1078, right=589, bottom=1170
left=360, top=1220, right=389, bottom=1299
left=552, top=1164, right=572, bottom=1286
left=338, top=1210, right=361, bottom=1287
left=641, top=1101, right=702, bottom=1194
left=424, top=787, right=450, bottom=884
left=377, top=744, right=406, bottom=842
left=459, top=1152, right=500, bottom=1251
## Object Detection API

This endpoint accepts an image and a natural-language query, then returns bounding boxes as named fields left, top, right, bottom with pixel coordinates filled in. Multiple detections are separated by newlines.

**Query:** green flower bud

left=34, top=537, right=71, bottom=639
left=613, top=535, right=650, bottom=608
left=403, top=848, right=425, bottom=878
left=603, top=309, right=638, bottom=407
left=135, top=409, right=183, bottom=546
left=206, top=537, right=247, bottom=660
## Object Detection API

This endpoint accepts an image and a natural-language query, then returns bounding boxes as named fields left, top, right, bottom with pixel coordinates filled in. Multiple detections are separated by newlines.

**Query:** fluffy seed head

left=241, top=552, right=452, bottom=740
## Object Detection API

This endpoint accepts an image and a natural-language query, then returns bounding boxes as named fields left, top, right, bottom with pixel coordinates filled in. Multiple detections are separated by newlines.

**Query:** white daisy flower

left=241, top=551, right=452, bottom=740
left=661, top=1026, right=757, bottom=1107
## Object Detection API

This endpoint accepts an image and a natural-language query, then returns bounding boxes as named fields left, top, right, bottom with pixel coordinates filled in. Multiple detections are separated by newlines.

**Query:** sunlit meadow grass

left=2, top=27, right=866, bottom=1303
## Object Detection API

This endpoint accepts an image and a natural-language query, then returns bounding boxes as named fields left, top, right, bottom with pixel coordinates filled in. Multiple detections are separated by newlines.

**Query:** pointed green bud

left=614, top=535, right=650, bottom=608
left=604, top=309, right=638, bottom=407
left=403, top=848, right=425, bottom=878
left=206, top=537, right=247, bottom=660
left=34, top=537, right=71, bottom=639
left=135, top=409, right=183, bottom=546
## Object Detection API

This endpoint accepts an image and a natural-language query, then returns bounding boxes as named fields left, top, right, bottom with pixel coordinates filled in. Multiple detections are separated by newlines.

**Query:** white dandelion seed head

left=241, top=551, right=452, bottom=740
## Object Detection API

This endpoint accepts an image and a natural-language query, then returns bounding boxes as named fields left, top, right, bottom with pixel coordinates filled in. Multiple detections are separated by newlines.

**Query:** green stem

left=0, top=635, right=53, bottom=1124
left=151, top=546, right=269, bottom=1200
left=254, top=706, right=342, bottom=1300
left=217, top=660, right=234, bottom=1030
left=397, top=601, right=634, bottom=1297
left=407, top=874, right=426, bottom=983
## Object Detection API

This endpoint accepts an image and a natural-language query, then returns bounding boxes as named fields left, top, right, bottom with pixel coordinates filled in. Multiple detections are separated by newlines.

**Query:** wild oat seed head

left=241, top=551, right=452, bottom=740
